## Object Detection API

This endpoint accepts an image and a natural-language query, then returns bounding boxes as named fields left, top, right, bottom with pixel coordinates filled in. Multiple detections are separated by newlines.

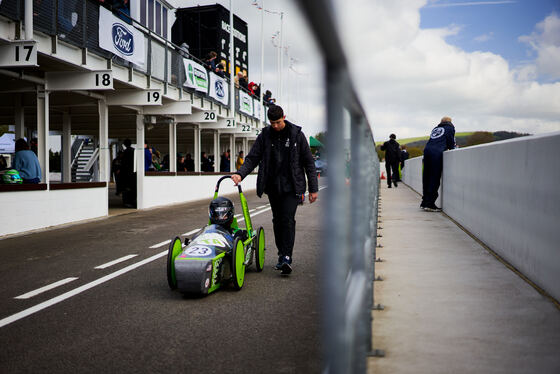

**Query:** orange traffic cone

left=317, top=172, right=321, bottom=179
left=381, top=171, right=386, bottom=180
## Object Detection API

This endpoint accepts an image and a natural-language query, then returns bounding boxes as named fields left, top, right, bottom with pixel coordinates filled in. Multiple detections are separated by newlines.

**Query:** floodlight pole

left=229, top=0, right=236, bottom=124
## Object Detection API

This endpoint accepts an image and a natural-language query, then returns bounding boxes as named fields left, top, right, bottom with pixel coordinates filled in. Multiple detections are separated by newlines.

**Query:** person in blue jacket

left=421, top=116, right=456, bottom=211
left=12, top=138, right=42, bottom=183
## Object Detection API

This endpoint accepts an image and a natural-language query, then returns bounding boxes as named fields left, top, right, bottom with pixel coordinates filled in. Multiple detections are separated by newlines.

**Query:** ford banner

left=183, top=58, right=209, bottom=93
left=99, top=7, right=145, bottom=66
left=208, top=72, right=229, bottom=106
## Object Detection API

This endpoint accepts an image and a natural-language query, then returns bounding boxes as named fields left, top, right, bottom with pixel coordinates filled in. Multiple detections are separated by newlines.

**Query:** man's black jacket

left=380, top=139, right=401, bottom=163
left=236, top=121, right=318, bottom=197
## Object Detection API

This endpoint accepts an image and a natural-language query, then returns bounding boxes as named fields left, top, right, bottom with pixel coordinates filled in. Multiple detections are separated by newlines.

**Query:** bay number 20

left=204, top=112, right=216, bottom=120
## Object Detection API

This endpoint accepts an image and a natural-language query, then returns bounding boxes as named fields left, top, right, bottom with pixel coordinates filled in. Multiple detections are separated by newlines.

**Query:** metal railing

left=295, top=0, right=380, bottom=372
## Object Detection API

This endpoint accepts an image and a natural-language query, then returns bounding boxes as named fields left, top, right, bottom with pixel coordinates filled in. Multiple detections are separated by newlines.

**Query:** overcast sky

left=171, top=0, right=560, bottom=141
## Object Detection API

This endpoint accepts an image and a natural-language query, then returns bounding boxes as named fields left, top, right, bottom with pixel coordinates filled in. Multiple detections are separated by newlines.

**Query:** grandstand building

left=0, top=0, right=263, bottom=237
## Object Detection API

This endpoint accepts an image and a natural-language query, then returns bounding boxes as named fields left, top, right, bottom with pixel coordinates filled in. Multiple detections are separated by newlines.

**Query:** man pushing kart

left=231, top=105, right=318, bottom=275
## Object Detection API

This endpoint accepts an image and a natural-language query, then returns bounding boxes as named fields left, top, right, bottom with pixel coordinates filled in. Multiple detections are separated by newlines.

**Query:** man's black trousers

left=385, top=161, right=399, bottom=186
left=422, top=150, right=443, bottom=205
left=267, top=192, right=299, bottom=258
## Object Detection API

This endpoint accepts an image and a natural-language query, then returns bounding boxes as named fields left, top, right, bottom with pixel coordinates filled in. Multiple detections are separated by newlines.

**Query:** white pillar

left=62, top=113, right=72, bottom=183
left=194, top=125, right=200, bottom=172
left=37, top=89, right=49, bottom=184
left=15, top=94, right=25, bottom=139
left=98, top=99, right=109, bottom=182
left=25, top=0, right=33, bottom=40
left=213, top=130, right=220, bottom=172
left=229, top=134, right=235, bottom=171
left=136, top=115, right=145, bottom=209
left=243, top=137, right=248, bottom=157
left=169, top=120, right=176, bottom=172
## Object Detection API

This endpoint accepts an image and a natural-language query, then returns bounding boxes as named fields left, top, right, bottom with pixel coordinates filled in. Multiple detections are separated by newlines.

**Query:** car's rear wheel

left=167, top=237, right=182, bottom=289
left=231, top=238, right=245, bottom=290
left=255, top=227, right=265, bottom=272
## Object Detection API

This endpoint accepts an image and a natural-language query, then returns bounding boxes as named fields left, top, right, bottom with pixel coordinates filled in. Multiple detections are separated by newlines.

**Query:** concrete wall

left=142, top=175, right=258, bottom=209
left=403, top=132, right=560, bottom=301
left=443, top=132, right=560, bottom=301
left=0, top=188, right=108, bottom=237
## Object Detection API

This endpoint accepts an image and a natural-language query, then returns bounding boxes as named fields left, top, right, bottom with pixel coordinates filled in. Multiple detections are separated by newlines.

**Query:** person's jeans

left=23, top=178, right=40, bottom=184
left=385, top=161, right=399, bottom=186
left=422, top=151, right=443, bottom=205
left=267, top=192, right=299, bottom=258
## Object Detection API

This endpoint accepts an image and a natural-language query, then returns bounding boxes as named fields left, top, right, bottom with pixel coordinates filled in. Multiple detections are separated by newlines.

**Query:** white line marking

left=249, top=209, right=256, bottom=213
left=237, top=207, right=272, bottom=223
left=181, top=228, right=201, bottom=237
left=1, top=251, right=167, bottom=328
left=94, top=255, right=138, bottom=270
left=149, top=240, right=171, bottom=249
left=14, top=277, right=79, bottom=300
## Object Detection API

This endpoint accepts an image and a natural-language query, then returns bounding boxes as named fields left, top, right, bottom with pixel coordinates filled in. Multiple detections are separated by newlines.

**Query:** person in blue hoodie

left=12, top=138, right=41, bottom=183
left=421, top=117, right=456, bottom=211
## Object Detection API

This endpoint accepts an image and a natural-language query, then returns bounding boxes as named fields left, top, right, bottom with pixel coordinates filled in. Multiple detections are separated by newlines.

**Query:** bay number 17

left=15, top=45, right=34, bottom=62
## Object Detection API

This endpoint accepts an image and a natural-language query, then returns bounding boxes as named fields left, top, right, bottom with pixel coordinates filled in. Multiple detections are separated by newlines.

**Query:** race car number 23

left=185, top=246, right=212, bottom=257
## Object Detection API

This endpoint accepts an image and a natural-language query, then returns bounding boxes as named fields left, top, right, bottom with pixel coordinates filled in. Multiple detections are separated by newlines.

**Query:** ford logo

left=112, top=23, right=134, bottom=56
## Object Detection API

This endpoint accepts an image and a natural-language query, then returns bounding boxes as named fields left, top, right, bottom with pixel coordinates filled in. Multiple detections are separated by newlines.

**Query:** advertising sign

left=208, top=72, right=229, bottom=106
left=253, top=98, right=262, bottom=121
left=183, top=58, right=209, bottom=93
left=239, top=91, right=253, bottom=116
left=99, top=6, right=145, bottom=66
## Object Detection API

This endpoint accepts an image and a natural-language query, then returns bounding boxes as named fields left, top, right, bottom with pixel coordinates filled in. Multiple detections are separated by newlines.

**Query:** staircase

left=71, top=141, right=98, bottom=182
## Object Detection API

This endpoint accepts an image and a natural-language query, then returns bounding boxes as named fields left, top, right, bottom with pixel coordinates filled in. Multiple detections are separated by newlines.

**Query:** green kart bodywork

left=167, top=176, right=266, bottom=295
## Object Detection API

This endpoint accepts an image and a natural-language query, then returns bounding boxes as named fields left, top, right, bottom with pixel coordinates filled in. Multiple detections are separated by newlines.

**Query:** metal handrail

left=295, top=0, right=380, bottom=373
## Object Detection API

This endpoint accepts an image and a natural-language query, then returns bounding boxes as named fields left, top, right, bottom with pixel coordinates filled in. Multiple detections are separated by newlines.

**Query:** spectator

left=399, top=145, right=409, bottom=180
left=220, top=149, right=231, bottom=172
left=253, top=83, right=261, bottom=98
left=152, top=150, right=162, bottom=171
left=144, top=144, right=152, bottom=171
left=111, top=151, right=123, bottom=195
left=236, top=151, right=244, bottom=170
left=205, top=51, right=217, bottom=72
left=161, top=153, right=170, bottom=171
left=248, top=82, right=257, bottom=96
left=216, top=62, right=227, bottom=78
left=234, top=72, right=243, bottom=89
left=239, top=72, right=248, bottom=90
left=121, top=139, right=136, bottom=208
left=421, top=116, right=456, bottom=211
left=380, top=134, right=400, bottom=188
left=0, top=155, right=7, bottom=171
left=112, top=0, right=131, bottom=24
left=178, top=42, right=190, bottom=58
left=12, top=138, right=41, bottom=184
left=177, top=155, right=187, bottom=172
left=185, top=153, right=195, bottom=171
left=263, top=90, right=276, bottom=107
left=201, top=151, right=213, bottom=172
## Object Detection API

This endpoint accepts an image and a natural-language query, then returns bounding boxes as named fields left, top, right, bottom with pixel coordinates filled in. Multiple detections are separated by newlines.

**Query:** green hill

left=375, top=132, right=474, bottom=146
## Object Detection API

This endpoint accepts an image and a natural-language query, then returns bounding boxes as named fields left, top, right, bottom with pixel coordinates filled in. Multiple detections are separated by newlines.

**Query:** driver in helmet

left=208, top=197, right=246, bottom=241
